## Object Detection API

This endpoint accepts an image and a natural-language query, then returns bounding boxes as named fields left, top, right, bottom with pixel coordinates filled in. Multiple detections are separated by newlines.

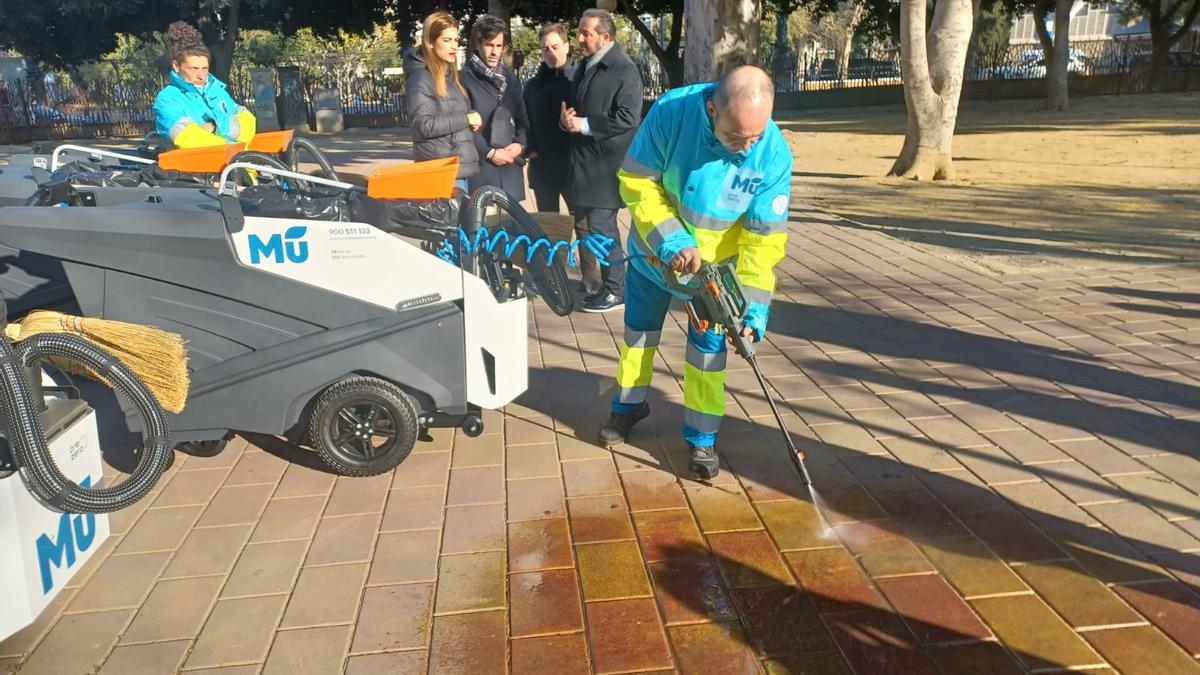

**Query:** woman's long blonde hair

left=421, top=11, right=465, bottom=98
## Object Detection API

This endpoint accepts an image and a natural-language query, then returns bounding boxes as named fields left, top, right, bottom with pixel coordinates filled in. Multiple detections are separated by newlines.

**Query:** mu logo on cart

left=248, top=226, right=310, bottom=264
left=34, top=477, right=99, bottom=594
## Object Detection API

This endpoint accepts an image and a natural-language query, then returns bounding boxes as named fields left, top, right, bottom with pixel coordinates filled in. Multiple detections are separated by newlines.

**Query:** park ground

left=0, top=91, right=1198, bottom=674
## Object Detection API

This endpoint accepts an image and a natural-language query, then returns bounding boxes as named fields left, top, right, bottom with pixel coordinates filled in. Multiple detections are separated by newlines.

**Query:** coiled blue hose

left=436, top=227, right=618, bottom=268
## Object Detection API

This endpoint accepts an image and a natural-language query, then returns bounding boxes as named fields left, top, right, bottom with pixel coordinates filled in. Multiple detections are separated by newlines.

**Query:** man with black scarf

left=523, top=23, right=576, bottom=214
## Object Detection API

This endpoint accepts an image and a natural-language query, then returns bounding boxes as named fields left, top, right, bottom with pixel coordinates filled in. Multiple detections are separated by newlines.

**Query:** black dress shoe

left=598, top=402, right=650, bottom=446
left=688, top=445, right=719, bottom=480
left=581, top=291, right=624, bottom=313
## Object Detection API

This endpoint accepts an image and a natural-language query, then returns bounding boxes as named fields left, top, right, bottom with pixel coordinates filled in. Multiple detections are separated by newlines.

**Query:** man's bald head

left=708, top=65, right=775, bottom=154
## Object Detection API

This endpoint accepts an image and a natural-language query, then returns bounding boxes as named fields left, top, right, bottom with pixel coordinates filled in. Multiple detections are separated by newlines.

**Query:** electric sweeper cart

left=0, top=150, right=582, bottom=476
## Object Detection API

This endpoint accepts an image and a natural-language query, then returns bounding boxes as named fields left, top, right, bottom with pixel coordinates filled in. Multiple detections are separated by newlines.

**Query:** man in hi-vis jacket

left=598, top=66, right=793, bottom=480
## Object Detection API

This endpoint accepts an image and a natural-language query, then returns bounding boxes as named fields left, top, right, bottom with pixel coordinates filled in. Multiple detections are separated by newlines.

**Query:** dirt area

left=777, top=91, right=1200, bottom=275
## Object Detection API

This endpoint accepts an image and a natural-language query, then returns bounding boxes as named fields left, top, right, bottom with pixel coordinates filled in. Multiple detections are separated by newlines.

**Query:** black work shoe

left=689, top=445, right=720, bottom=480
left=598, top=402, right=650, bottom=447
left=581, top=291, right=624, bottom=313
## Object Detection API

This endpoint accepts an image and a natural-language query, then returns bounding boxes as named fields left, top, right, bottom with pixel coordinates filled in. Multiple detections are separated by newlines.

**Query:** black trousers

left=532, top=186, right=565, bottom=214
left=571, top=206, right=625, bottom=299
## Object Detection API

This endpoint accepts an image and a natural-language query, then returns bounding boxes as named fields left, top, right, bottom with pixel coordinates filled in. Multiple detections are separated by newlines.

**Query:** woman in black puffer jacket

left=404, top=11, right=481, bottom=189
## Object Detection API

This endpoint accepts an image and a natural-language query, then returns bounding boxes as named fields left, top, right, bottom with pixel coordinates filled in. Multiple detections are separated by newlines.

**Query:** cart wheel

left=308, top=377, right=419, bottom=477
left=175, top=439, right=228, bottom=457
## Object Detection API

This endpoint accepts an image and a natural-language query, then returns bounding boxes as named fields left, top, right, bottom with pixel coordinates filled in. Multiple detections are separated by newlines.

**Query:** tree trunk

left=889, top=0, right=973, bottom=180
left=838, top=1, right=865, bottom=79
left=684, top=0, right=761, bottom=82
left=210, top=0, right=242, bottom=82
left=1149, top=0, right=1200, bottom=91
left=619, top=0, right=685, bottom=87
left=1033, top=0, right=1070, bottom=110
left=488, top=0, right=510, bottom=22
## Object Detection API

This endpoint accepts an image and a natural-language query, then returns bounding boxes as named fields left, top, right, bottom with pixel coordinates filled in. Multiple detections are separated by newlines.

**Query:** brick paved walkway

left=3, top=205, right=1200, bottom=674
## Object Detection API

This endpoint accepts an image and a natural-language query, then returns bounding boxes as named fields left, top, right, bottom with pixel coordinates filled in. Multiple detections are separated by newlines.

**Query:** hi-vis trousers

left=612, top=266, right=727, bottom=447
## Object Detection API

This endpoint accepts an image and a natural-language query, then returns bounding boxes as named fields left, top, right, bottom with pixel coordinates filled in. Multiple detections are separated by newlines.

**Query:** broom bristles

left=13, top=311, right=190, bottom=414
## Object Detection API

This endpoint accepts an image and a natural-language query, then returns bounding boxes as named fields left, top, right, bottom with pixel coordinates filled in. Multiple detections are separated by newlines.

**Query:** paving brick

left=649, top=557, right=737, bottom=624
left=19, top=609, right=133, bottom=675
left=452, top=431, right=505, bottom=467
left=621, top=468, right=687, bottom=510
left=556, top=434, right=613, bottom=461
left=918, top=536, right=1028, bottom=598
left=1114, top=581, right=1200, bottom=656
left=116, top=505, right=202, bottom=554
left=390, top=451, right=450, bottom=488
left=1048, top=524, right=1171, bottom=584
left=1083, top=626, right=1200, bottom=675
left=755, top=499, right=834, bottom=550
left=925, top=642, right=1024, bottom=675
left=323, top=474, right=391, bottom=516
left=185, top=595, right=288, bottom=669
left=252, top=495, right=326, bottom=542
left=163, top=523, right=251, bottom=578
left=224, top=451, right=287, bottom=486
left=510, top=634, right=590, bottom=675
left=835, top=520, right=936, bottom=577
left=577, top=541, right=652, bottom=600
left=876, top=574, right=991, bottom=644
left=918, top=470, right=1008, bottom=514
left=1109, top=472, right=1200, bottom=521
left=306, top=514, right=379, bottom=565
left=784, top=548, right=888, bottom=613
left=708, top=530, right=794, bottom=588
left=763, top=652, right=854, bottom=675
left=567, top=494, right=635, bottom=543
left=274, top=463, right=337, bottom=498
left=281, top=563, right=368, bottom=628
left=380, top=485, right=444, bottom=533
left=586, top=598, right=674, bottom=673
left=947, top=445, right=1039, bottom=486
left=263, top=626, right=352, bottom=674
left=122, top=576, right=223, bottom=643
left=669, top=622, right=761, bottom=675
left=351, top=583, right=434, bottom=653
left=879, top=437, right=965, bottom=472
left=509, top=518, right=573, bottom=571
left=197, top=483, right=275, bottom=527
left=223, top=540, right=307, bottom=597
left=1085, top=501, right=1200, bottom=555
left=1035, top=461, right=1124, bottom=506
left=994, top=480, right=1099, bottom=530
left=982, top=428, right=1072, bottom=464
left=970, top=595, right=1105, bottom=670
left=368, top=529, right=440, bottom=585
left=442, top=503, right=506, bottom=553
left=507, top=476, right=566, bottom=521
left=510, top=569, right=584, bottom=636
left=562, top=458, right=622, bottom=497
left=434, top=551, right=505, bottom=612
left=506, top=443, right=560, bottom=479
left=427, top=610, right=506, bottom=675
left=735, top=456, right=813, bottom=503
left=685, top=485, right=762, bottom=532
left=98, top=640, right=189, bottom=675
left=67, top=551, right=170, bottom=612
left=957, top=505, right=1066, bottom=563
left=822, top=608, right=937, bottom=675
left=909, top=416, right=991, bottom=448
left=1015, top=561, right=1143, bottom=629
left=152, top=467, right=228, bottom=507
left=1141, top=454, right=1200, bottom=495
left=872, top=489, right=970, bottom=538
left=446, top=466, right=505, bottom=505
left=732, top=585, right=838, bottom=656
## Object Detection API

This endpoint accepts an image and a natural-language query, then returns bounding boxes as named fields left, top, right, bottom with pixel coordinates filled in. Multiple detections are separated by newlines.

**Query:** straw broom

left=5, top=311, right=189, bottom=414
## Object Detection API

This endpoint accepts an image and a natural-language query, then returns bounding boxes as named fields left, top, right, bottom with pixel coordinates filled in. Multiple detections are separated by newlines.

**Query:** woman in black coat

left=460, top=15, right=530, bottom=198
left=404, top=11, right=482, bottom=190
left=522, top=23, right=576, bottom=213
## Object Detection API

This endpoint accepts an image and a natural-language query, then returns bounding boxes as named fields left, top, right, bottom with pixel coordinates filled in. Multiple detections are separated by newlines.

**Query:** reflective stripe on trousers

left=613, top=266, right=727, bottom=447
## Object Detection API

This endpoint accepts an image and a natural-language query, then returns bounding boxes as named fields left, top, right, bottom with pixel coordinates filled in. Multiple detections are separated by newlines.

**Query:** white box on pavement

left=0, top=399, right=109, bottom=641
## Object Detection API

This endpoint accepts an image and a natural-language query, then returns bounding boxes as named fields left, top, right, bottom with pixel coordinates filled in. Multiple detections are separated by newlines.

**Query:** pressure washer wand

left=744, top=350, right=814, bottom=486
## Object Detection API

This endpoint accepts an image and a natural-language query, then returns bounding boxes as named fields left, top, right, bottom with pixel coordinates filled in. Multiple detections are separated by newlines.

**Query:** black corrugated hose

left=0, top=299, right=172, bottom=513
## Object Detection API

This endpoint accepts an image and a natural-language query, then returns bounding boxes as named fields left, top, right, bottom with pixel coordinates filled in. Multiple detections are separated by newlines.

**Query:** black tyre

left=308, top=377, right=419, bottom=477
left=175, top=439, right=229, bottom=457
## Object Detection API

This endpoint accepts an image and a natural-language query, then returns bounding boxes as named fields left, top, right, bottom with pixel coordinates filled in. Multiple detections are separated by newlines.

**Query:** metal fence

left=2, top=32, right=1197, bottom=142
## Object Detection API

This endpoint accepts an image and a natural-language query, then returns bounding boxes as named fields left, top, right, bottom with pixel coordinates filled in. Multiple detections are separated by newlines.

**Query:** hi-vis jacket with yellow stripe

left=153, top=70, right=256, bottom=148
left=618, top=82, right=792, bottom=339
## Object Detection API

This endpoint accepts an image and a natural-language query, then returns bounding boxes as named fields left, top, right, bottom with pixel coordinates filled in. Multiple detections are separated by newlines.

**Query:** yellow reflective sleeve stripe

left=735, top=229, right=787, bottom=299
left=618, top=168, right=682, bottom=249
left=235, top=109, right=256, bottom=143
left=616, top=344, right=657, bottom=389
left=172, top=123, right=230, bottom=148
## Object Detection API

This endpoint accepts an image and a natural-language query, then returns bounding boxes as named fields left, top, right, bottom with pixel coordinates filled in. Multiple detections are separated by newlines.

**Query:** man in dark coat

left=461, top=15, right=531, bottom=197
left=523, top=23, right=576, bottom=213
left=560, top=9, right=644, bottom=313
